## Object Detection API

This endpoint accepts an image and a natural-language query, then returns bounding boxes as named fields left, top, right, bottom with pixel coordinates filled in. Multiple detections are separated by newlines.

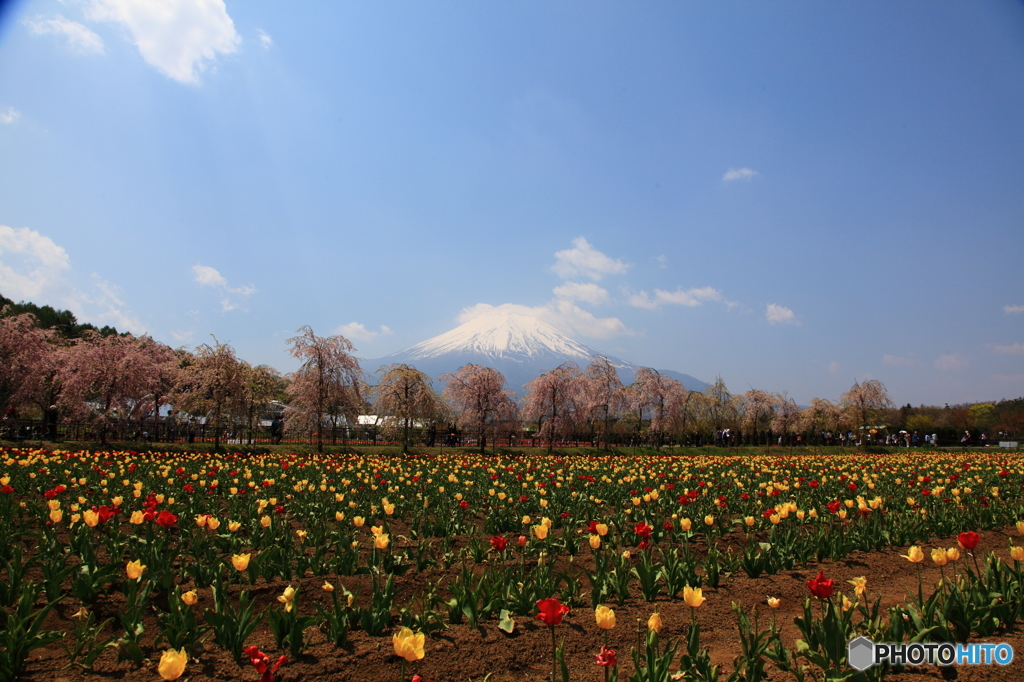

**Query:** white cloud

left=722, top=167, right=760, bottom=182
left=170, top=330, right=194, bottom=343
left=0, top=225, right=144, bottom=333
left=257, top=29, right=272, bottom=49
left=883, top=354, right=918, bottom=367
left=1004, top=304, right=1024, bottom=315
left=992, top=343, right=1024, bottom=356
left=85, top=0, right=240, bottom=85
left=0, top=225, right=71, bottom=301
left=192, top=264, right=226, bottom=287
left=192, top=263, right=255, bottom=311
left=458, top=301, right=631, bottom=340
left=828, top=361, right=841, bottom=375
left=652, top=255, right=668, bottom=268
left=336, top=322, right=393, bottom=343
left=552, top=237, right=628, bottom=281
left=25, top=14, right=105, bottom=54
left=1, top=107, right=20, bottom=125
left=766, top=303, right=799, bottom=325
left=935, top=354, right=969, bottom=371
left=629, top=286, right=727, bottom=310
left=552, top=281, right=609, bottom=305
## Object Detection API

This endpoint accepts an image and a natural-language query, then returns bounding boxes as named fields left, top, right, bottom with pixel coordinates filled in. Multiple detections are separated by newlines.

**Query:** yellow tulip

left=683, top=585, right=705, bottom=608
left=195, top=514, right=208, bottom=528
left=335, top=511, right=345, bottom=522
left=375, top=533, right=390, bottom=550
left=945, top=547, right=961, bottom=562
left=260, top=515, right=271, bottom=528
left=49, top=509, right=62, bottom=523
left=47, top=500, right=60, bottom=511
left=83, top=509, right=99, bottom=527
left=231, top=553, right=251, bottom=571
left=541, top=517, right=552, bottom=528
left=383, top=503, right=395, bottom=515
left=129, top=510, right=145, bottom=524
left=647, top=611, right=663, bottom=633
left=228, top=520, right=241, bottom=532
left=181, top=590, right=198, bottom=606
left=371, top=525, right=384, bottom=536
left=703, top=515, right=715, bottom=527
left=1016, top=520, right=1024, bottom=536
left=589, top=534, right=601, bottom=550
left=277, top=585, right=296, bottom=612
left=744, top=516, right=755, bottom=527
left=322, top=581, right=335, bottom=592
left=767, top=596, right=781, bottom=609
left=847, top=576, right=867, bottom=596
left=680, top=518, right=692, bottom=532
left=769, top=514, right=781, bottom=525
left=206, top=517, right=220, bottom=531
left=931, top=548, right=949, bottom=566
left=353, top=516, right=365, bottom=527
left=533, top=524, right=549, bottom=540
left=126, top=559, right=146, bottom=580
left=595, top=604, right=616, bottom=629
left=392, top=627, right=425, bottom=662
left=595, top=523, right=609, bottom=536
left=1010, top=546, right=1024, bottom=562
left=157, top=647, right=188, bottom=681
left=522, top=515, right=532, bottom=525
left=902, top=546, right=924, bottom=563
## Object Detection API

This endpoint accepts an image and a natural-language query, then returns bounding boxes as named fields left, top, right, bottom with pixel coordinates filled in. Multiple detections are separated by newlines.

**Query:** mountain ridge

left=365, top=311, right=708, bottom=395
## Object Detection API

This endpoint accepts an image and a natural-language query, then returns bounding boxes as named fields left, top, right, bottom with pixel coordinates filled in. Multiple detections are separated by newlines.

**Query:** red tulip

left=244, top=646, right=287, bottom=682
left=807, top=570, right=834, bottom=599
left=957, top=531, right=980, bottom=550
left=490, top=536, right=508, bottom=552
left=155, top=510, right=177, bottom=529
left=634, top=521, right=652, bottom=539
left=595, top=645, right=617, bottom=667
left=827, top=500, right=841, bottom=514
left=536, top=597, right=570, bottom=626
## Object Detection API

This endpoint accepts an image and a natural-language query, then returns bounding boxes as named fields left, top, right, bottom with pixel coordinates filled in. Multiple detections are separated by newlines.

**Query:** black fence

left=0, top=418, right=1013, bottom=450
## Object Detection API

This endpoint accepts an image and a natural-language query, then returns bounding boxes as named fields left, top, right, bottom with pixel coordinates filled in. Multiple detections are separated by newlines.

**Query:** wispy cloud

left=828, top=361, right=841, bottom=375
left=935, top=353, right=969, bottom=371
left=335, top=322, right=392, bottom=343
left=883, top=354, right=918, bottom=367
left=1005, top=304, right=1024, bottom=315
left=0, top=224, right=144, bottom=332
left=191, top=264, right=255, bottom=311
left=257, top=29, right=273, bottom=49
left=552, top=237, right=628, bottom=281
left=1, top=107, right=20, bottom=125
left=552, top=281, right=609, bottom=305
left=458, top=301, right=631, bottom=340
left=24, top=14, right=105, bottom=54
left=629, top=286, right=727, bottom=310
left=722, top=167, right=760, bottom=182
left=85, top=0, right=240, bottom=85
left=992, top=343, right=1024, bottom=356
left=766, top=303, right=799, bottom=325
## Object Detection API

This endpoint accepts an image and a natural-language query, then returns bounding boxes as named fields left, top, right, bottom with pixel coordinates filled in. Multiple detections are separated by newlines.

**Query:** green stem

left=550, top=625, right=557, bottom=682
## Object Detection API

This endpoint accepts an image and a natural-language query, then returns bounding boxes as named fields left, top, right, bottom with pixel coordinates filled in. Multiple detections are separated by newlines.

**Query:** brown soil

left=14, top=526, right=1024, bottom=682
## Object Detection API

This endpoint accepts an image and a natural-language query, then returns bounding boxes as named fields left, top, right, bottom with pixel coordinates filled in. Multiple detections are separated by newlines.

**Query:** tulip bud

left=647, top=611, right=663, bottom=633
left=181, top=590, right=198, bottom=606
left=595, top=604, right=616, bottom=630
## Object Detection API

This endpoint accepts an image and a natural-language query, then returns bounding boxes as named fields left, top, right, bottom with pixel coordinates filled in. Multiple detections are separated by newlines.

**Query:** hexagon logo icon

left=848, top=636, right=875, bottom=671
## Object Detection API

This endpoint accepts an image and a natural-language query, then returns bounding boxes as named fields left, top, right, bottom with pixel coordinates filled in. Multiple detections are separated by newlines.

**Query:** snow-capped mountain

left=365, top=310, right=708, bottom=395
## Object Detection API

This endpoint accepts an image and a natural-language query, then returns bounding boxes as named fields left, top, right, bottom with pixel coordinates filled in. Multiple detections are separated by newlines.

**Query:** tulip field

left=1, top=447, right=1023, bottom=682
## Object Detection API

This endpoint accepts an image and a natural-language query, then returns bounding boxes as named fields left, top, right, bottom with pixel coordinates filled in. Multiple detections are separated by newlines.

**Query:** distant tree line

left=2, top=294, right=1022, bottom=451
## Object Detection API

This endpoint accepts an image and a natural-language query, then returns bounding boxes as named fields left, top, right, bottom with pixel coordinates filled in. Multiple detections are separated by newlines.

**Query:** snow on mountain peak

left=399, top=311, right=593, bottom=360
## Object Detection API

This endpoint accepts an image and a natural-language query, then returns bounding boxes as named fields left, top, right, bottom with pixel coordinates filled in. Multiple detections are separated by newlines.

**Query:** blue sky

left=1, top=0, right=1022, bottom=406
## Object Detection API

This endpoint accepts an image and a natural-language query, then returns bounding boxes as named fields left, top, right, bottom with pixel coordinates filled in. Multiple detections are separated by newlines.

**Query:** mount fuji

left=365, top=311, right=708, bottom=395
